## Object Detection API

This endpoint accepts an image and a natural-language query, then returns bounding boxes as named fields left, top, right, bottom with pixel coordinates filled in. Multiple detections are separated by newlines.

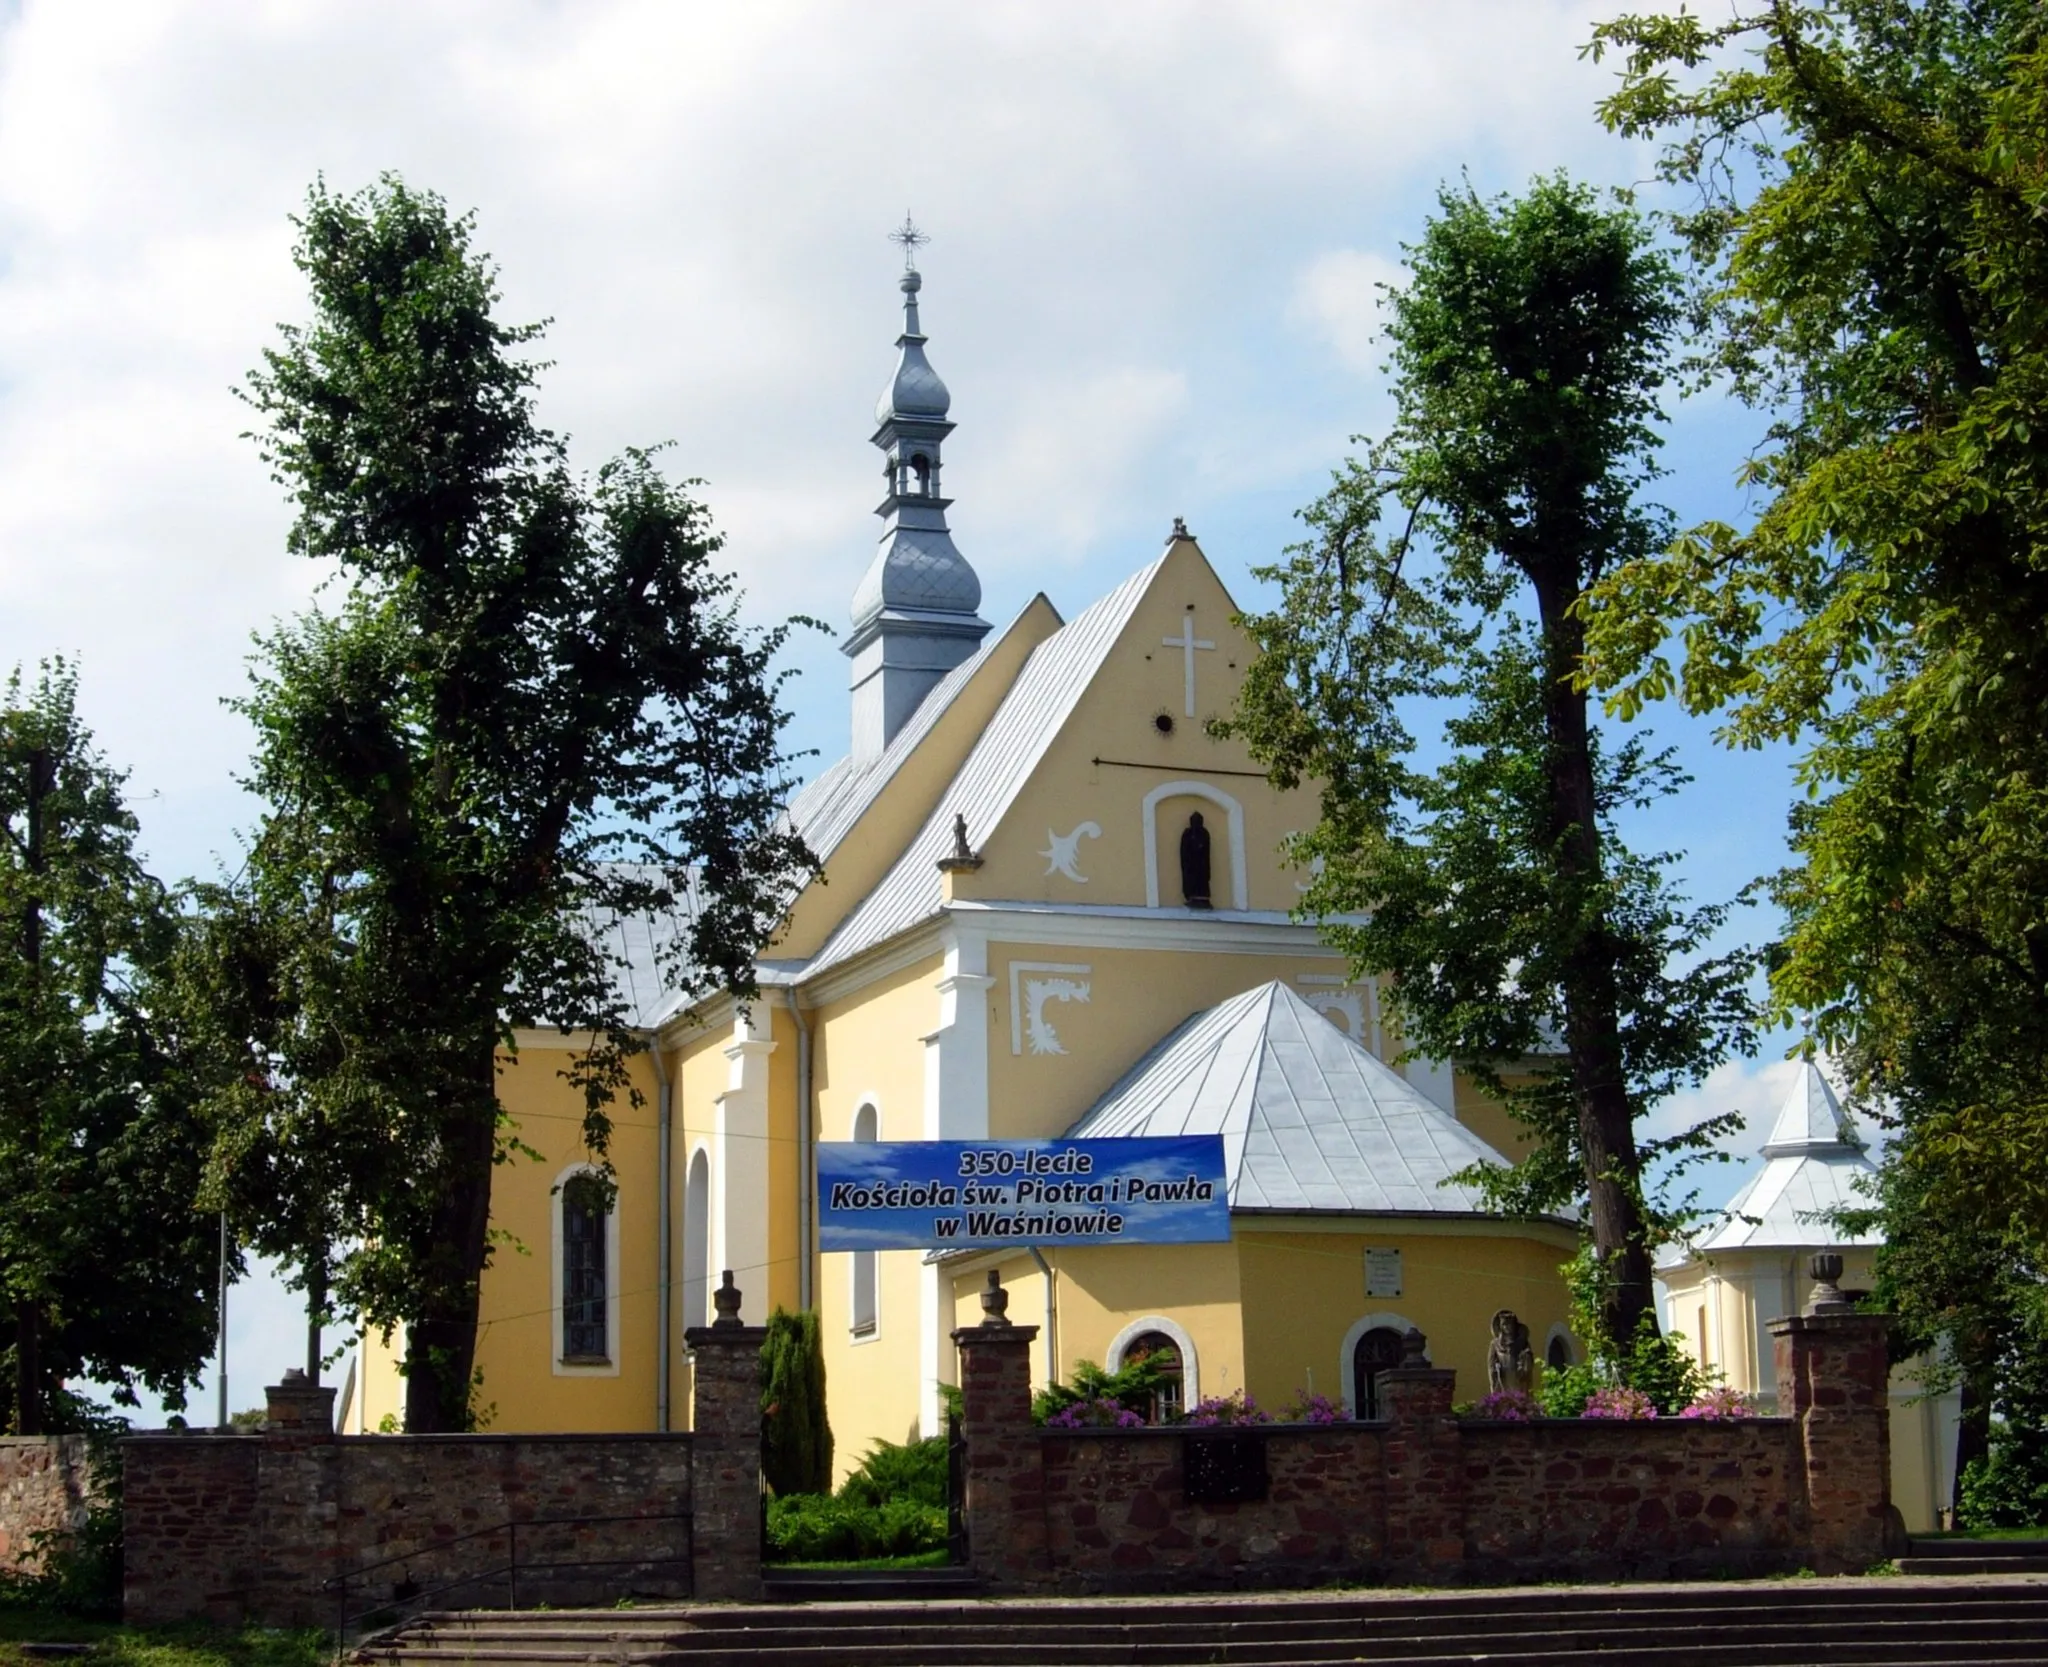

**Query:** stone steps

left=1896, top=1537, right=2048, bottom=1576
left=360, top=1579, right=2048, bottom=1667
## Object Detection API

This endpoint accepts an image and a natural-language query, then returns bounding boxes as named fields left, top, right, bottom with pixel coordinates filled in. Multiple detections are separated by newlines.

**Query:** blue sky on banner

left=818, top=1137, right=1232, bottom=1251
left=0, top=0, right=1819, bottom=1417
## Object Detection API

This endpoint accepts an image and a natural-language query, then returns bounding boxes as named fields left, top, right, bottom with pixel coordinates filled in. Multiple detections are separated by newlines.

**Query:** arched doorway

left=1352, top=1326, right=1405, bottom=1419
left=1121, top=1330, right=1185, bottom=1423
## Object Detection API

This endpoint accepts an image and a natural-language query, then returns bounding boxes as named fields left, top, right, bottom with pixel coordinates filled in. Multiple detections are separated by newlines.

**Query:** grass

left=768, top=1549, right=954, bottom=1572
left=0, top=1610, right=324, bottom=1667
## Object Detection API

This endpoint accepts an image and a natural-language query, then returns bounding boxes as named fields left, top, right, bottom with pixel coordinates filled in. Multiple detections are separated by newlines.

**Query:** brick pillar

left=1770, top=1255, right=1898, bottom=1573
left=951, top=1270, right=1047, bottom=1590
left=685, top=1270, right=766, bottom=1602
left=254, top=1370, right=341, bottom=1625
left=1378, top=1328, right=1464, bottom=1575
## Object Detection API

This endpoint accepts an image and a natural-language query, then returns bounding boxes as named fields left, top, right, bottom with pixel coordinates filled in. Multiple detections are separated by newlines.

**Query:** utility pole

left=214, top=1212, right=229, bottom=1431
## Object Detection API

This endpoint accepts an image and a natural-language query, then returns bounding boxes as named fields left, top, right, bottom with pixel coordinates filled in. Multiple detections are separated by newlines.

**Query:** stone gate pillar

left=1770, top=1254, right=1900, bottom=1573
left=952, top=1270, right=1046, bottom=1589
left=1378, top=1329, right=1465, bottom=1575
left=685, top=1271, right=766, bottom=1601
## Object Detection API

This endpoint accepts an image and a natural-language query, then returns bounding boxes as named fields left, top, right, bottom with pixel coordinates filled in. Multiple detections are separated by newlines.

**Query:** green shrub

left=837, top=1437, right=946, bottom=1510
left=764, top=1493, right=946, bottom=1562
left=0, top=1435, right=123, bottom=1618
left=1030, top=1355, right=1170, bottom=1424
left=1959, top=1429, right=2048, bottom=1530
left=760, top=1308, right=833, bottom=1497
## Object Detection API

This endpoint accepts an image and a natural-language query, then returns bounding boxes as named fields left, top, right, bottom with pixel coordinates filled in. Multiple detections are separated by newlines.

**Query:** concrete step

left=365, top=1582, right=2048, bottom=1667
left=1904, top=1536, right=2048, bottom=1558
left=1896, top=1555, right=2048, bottom=1575
left=761, top=1568, right=982, bottom=1603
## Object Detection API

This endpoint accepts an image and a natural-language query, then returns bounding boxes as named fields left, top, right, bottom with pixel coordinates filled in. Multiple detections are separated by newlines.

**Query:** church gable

left=775, top=592, right=1061, bottom=960
left=949, top=533, right=1313, bottom=916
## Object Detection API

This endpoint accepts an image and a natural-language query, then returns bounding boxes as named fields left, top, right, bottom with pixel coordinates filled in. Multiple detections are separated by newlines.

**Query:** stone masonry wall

left=1460, top=1418, right=1803, bottom=1577
left=958, top=1280, right=1897, bottom=1595
left=1042, top=1425, right=1387, bottom=1590
left=124, top=1428, right=694, bottom=1627
left=0, top=1438, right=106, bottom=1576
left=125, top=1274, right=773, bottom=1627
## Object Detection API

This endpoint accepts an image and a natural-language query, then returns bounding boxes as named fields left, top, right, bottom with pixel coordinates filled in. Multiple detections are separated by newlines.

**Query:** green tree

left=0, top=662, right=220, bottom=1432
left=202, top=176, right=813, bottom=1430
left=1583, top=1, right=2048, bottom=1493
left=759, top=1307, right=832, bottom=1497
left=1229, top=178, right=1756, bottom=1350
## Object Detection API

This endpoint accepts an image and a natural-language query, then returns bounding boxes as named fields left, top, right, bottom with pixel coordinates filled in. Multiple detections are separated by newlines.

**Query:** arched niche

left=1141, top=780, right=1249, bottom=911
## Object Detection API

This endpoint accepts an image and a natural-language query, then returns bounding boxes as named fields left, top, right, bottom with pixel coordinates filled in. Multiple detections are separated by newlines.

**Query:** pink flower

left=1046, top=1395, right=1146, bottom=1429
left=1581, top=1386, right=1658, bottom=1420
left=1181, top=1391, right=1271, bottom=1427
left=1471, top=1389, right=1538, bottom=1421
left=1679, top=1386, right=1755, bottom=1420
left=1282, top=1390, right=1345, bottom=1424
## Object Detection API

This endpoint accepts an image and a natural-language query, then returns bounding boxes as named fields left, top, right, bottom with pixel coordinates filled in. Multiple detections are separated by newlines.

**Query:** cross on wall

left=1164, top=613, right=1216, bottom=718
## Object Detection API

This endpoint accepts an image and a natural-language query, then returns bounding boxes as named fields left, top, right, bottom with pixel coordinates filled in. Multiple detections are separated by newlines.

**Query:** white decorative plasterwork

left=1141, top=780, right=1249, bottom=911
left=1040, top=821, right=1102, bottom=882
left=1163, top=613, right=1217, bottom=717
left=1008, top=960, right=1091, bottom=1056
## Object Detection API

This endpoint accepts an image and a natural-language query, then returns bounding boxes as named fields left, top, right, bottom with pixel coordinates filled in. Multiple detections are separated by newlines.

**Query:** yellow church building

left=343, top=258, right=1585, bottom=1465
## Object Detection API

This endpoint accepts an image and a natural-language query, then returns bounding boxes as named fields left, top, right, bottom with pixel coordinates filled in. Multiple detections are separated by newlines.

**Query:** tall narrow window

left=561, top=1171, right=610, bottom=1362
left=683, top=1149, right=710, bottom=1334
left=851, top=1103, right=879, bottom=1337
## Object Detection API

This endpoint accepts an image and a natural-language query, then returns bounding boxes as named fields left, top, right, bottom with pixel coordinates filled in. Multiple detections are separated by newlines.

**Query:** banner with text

left=816, top=1136, right=1231, bottom=1251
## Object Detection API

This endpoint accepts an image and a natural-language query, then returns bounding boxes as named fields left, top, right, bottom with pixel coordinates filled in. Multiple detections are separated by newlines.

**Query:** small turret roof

left=1064, top=981, right=1526, bottom=1217
left=1677, top=1059, right=1879, bottom=1256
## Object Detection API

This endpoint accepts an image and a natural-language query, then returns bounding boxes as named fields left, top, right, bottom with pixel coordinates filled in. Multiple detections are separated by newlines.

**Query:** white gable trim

left=1105, top=1314, right=1202, bottom=1407
left=1141, top=780, right=1249, bottom=911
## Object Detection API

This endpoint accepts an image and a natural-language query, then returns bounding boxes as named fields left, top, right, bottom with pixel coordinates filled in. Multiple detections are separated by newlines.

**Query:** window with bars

left=561, top=1172, right=610, bottom=1362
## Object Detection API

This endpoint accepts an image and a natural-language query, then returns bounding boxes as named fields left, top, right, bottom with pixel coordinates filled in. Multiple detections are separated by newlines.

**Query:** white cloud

left=1291, top=247, right=1406, bottom=375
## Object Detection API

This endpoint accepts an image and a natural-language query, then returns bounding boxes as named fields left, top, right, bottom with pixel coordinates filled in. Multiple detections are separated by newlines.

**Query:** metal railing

left=325, top=1509, right=692, bottom=1655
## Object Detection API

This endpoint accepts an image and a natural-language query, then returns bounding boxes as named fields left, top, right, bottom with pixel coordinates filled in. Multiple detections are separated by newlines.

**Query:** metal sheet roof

left=783, top=615, right=1013, bottom=865
left=806, top=553, right=1165, bottom=976
left=1063, top=980, right=1518, bottom=1216
left=1685, top=1061, right=1878, bottom=1253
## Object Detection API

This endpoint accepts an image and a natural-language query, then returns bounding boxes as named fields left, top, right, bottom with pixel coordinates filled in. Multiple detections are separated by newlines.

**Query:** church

left=342, top=255, right=1588, bottom=1464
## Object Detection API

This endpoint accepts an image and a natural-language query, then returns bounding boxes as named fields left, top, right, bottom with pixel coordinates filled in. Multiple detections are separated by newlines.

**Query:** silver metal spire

left=843, top=229, right=990, bottom=762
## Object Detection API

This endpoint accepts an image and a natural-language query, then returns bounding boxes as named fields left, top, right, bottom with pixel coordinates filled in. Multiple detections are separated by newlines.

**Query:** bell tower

left=843, top=221, right=990, bottom=761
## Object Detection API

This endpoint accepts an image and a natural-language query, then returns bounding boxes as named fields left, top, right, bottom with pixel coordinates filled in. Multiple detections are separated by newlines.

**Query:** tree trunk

left=1531, top=571, right=1659, bottom=1348
left=402, top=1050, right=500, bottom=1432
left=14, top=1301, right=42, bottom=1436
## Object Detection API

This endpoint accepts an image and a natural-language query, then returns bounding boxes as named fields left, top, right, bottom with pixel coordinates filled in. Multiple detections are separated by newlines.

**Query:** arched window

left=910, top=454, right=931, bottom=494
left=1122, top=1330, right=1185, bottom=1423
left=554, top=1167, right=616, bottom=1370
left=1352, top=1325, right=1405, bottom=1419
left=851, top=1102, right=879, bottom=1337
left=1545, top=1324, right=1575, bottom=1373
left=683, top=1148, right=710, bottom=1334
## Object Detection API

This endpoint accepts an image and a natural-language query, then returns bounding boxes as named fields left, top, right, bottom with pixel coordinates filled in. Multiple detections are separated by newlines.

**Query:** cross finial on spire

left=888, top=213, right=930, bottom=271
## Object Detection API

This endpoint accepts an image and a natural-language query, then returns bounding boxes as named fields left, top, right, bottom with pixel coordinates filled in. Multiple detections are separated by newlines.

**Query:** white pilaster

left=920, top=927, right=994, bottom=1435
left=714, top=1005, right=777, bottom=1312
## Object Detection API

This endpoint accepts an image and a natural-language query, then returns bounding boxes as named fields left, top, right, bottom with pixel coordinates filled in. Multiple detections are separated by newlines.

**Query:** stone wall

left=0, top=1437, right=105, bottom=1576
left=124, top=1275, right=768, bottom=1627
left=958, top=1280, right=1900, bottom=1594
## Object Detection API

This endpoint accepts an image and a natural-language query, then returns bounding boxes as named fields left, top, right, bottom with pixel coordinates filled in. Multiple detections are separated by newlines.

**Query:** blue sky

left=0, top=0, right=1810, bottom=1418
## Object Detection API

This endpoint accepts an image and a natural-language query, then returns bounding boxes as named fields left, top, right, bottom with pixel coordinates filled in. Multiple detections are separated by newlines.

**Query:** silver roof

left=1676, top=1061, right=1878, bottom=1256
left=1064, top=980, right=1519, bottom=1216
left=807, top=553, right=1165, bottom=976
left=874, top=269, right=950, bottom=423
left=785, top=605, right=1024, bottom=865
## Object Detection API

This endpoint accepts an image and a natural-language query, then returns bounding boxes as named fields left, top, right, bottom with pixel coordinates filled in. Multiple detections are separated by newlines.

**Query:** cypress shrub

left=760, top=1306, right=833, bottom=1496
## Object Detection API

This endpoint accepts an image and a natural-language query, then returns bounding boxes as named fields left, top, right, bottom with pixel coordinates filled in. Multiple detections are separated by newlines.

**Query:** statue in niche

left=1488, top=1309, right=1534, bottom=1394
left=1180, top=811, right=1213, bottom=909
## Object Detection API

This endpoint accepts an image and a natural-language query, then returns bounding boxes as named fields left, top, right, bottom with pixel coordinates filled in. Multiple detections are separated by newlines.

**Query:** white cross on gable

left=1164, top=613, right=1216, bottom=717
